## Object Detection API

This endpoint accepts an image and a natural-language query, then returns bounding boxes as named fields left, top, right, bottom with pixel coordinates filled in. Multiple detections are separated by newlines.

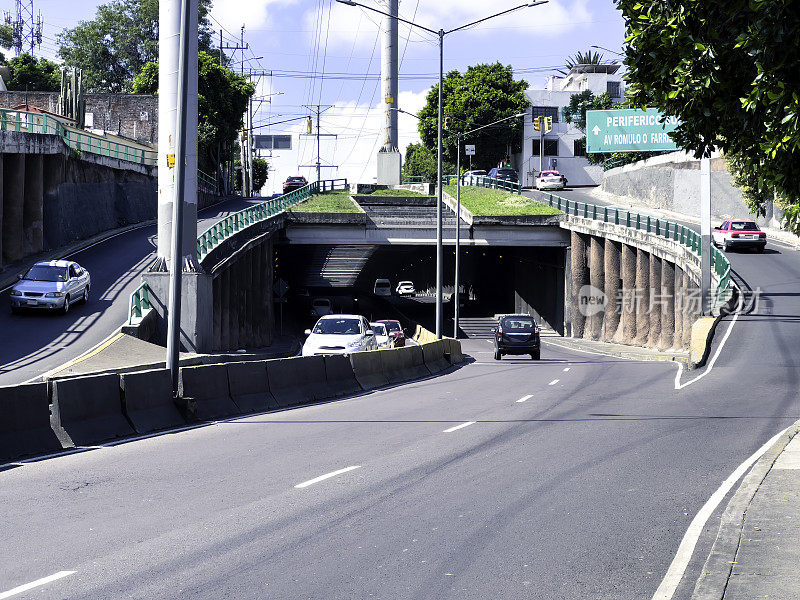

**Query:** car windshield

left=470, top=170, right=487, bottom=175
left=23, top=265, right=68, bottom=282
left=383, top=321, right=401, bottom=332
left=371, top=323, right=387, bottom=336
left=498, top=170, right=516, bottom=176
left=731, top=221, right=759, bottom=231
left=541, top=171, right=559, bottom=177
left=313, top=318, right=361, bottom=335
left=399, top=281, right=412, bottom=286
left=501, top=316, right=535, bottom=331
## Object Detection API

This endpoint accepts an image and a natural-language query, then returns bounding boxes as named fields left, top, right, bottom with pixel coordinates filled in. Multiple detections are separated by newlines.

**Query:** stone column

left=264, top=238, right=274, bottom=346
left=212, top=273, right=222, bottom=351
left=673, top=266, right=684, bottom=347
left=570, top=231, right=589, bottom=338
left=647, top=256, right=662, bottom=348
left=618, top=243, right=637, bottom=344
left=682, top=272, right=697, bottom=349
left=42, top=155, right=65, bottom=251
left=243, top=248, right=254, bottom=348
left=587, top=236, right=604, bottom=340
left=659, top=260, right=676, bottom=350
left=2, top=154, right=25, bottom=264
left=634, top=249, right=650, bottom=346
left=252, top=240, right=265, bottom=347
left=229, top=259, right=241, bottom=351
left=220, top=267, right=230, bottom=351
left=23, top=154, right=44, bottom=256
left=603, top=240, right=621, bottom=342
left=0, top=155, right=4, bottom=268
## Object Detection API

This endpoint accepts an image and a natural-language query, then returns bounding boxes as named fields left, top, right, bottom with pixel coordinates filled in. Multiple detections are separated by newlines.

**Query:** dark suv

left=488, top=167, right=519, bottom=183
left=283, top=176, right=308, bottom=193
left=492, top=314, right=540, bottom=360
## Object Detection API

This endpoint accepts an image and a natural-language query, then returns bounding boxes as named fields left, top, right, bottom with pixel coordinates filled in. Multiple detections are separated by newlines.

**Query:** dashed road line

left=443, top=421, right=476, bottom=433
left=563, top=367, right=571, bottom=372
left=294, top=465, right=361, bottom=489
left=548, top=379, right=559, bottom=386
left=516, top=394, right=533, bottom=403
left=0, top=571, right=76, bottom=599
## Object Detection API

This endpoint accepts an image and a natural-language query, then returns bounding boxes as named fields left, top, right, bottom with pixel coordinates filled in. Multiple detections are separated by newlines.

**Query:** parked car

left=487, top=167, right=519, bottom=183
left=462, top=169, right=487, bottom=185
left=283, top=176, right=308, bottom=194
left=310, top=297, right=333, bottom=317
left=373, top=278, right=392, bottom=296
left=712, top=219, right=767, bottom=252
left=370, top=322, right=392, bottom=349
left=9, top=260, right=90, bottom=315
left=492, top=314, right=540, bottom=360
left=376, top=319, right=405, bottom=347
left=396, top=281, right=416, bottom=296
left=535, top=170, right=567, bottom=191
left=302, top=314, right=377, bottom=356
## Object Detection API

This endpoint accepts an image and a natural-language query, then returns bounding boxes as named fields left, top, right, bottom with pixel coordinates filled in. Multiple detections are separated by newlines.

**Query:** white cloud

left=210, top=0, right=297, bottom=37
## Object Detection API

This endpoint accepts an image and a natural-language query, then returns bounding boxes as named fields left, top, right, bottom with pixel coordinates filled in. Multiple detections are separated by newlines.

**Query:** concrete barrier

left=443, top=338, right=464, bottom=364
left=422, top=340, right=450, bottom=374
left=380, top=346, right=429, bottom=384
left=120, top=369, right=185, bottom=434
left=266, top=355, right=328, bottom=407
left=349, top=349, right=390, bottom=390
left=0, top=382, right=62, bottom=461
left=323, top=355, right=362, bottom=397
left=227, top=361, right=278, bottom=412
left=407, top=344, right=432, bottom=378
left=50, top=373, right=134, bottom=447
left=178, top=364, right=241, bottom=421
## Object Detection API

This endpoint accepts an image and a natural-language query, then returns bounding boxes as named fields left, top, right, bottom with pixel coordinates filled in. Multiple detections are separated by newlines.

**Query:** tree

left=563, top=89, right=613, bottom=132
left=0, top=24, right=12, bottom=65
left=252, top=157, right=269, bottom=192
left=132, top=51, right=254, bottom=175
left=559, top=50, right=616, bottom=75
left=417, top=63, right=529, bottom=169
left=616, top=0, right=800, bottom=233
left=402, top=142, right=456, bottom=182
left=6, top=54, right=61, bottom=91
left=57, top=0, right=213, bottom=93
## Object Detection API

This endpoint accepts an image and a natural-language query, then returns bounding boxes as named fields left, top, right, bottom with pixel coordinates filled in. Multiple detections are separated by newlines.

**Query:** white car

left=461, top=169, right=487, bottom=185
left=369, top=322, right=392, bottom=349
left=302, top=314, right=378, bottom=356
left=535, top=170, right=567, bottom=191
left=310, top=297, right=332, bottom=317
left=10, top=260, right=91, bottom=315
left=395, top=281, right=415, bottom=296
left=373, top=278, right=392, bottom=296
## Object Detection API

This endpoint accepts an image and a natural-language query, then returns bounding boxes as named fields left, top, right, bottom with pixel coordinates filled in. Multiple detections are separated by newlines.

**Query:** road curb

left=541, top=336, right=689, bottom=364
left=690, top=419, right=800, bottom=599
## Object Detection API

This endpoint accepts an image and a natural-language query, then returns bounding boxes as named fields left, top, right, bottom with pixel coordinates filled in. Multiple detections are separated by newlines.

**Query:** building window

left=532, top=139, right=559, bottom=156
left=573, top=138, right=586, bottom=157
left=607, top=81, right=621, bottom=98
left=531, top=106, right=559, bottom=123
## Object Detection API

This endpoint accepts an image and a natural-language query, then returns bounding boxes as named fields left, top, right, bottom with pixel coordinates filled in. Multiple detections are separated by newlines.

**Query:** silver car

left=9, top=260, right=91, bottom=314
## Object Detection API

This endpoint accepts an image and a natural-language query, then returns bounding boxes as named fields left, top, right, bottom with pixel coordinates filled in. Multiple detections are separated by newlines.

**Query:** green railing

left=128, top=281, right=152, bottom=323
left=127, top=178, right=348, bottom=324
left=535, top=191, right=732, bottom=306
left=466, top=174, right=522, bottom=195
left=198, top=169, right=216, bottom=193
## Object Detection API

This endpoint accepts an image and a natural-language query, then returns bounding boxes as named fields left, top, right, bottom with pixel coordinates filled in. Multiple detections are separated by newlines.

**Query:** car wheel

left=531, top=349, right=541, bottom=360
left=82, top=286, right=89, bottom=304
left=11, top=306, right=20, bottom=315
left=723, top=240, right=730, bottom=252
left=62, top=294, right=70, bottom=315
left=757, top=246, right=765, bottom=253
left=494, top=349, right=502, bottom=361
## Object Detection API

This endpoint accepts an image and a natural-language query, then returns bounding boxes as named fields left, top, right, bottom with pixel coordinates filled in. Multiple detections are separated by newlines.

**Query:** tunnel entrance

left=276, top=243, right=567, bottom=338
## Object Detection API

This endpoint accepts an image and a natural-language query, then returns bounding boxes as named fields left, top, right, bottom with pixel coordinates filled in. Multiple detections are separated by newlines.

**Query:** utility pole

left=219, top=29, right=247, bottom=193
left=299, top=105, right=337, bottom=182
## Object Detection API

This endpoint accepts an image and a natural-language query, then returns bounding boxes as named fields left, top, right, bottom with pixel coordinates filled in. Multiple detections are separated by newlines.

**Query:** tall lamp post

left=336, top=0, right=548, bottom=339
left=452, top=112, right=526, bottom=338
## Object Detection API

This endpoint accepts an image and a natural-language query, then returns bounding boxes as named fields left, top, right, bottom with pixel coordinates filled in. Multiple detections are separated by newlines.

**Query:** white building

left=514, top=64, right=625, bottom=188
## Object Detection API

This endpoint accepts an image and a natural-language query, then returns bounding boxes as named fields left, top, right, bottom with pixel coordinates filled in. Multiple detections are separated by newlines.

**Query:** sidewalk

left=691, top=421, right=800, bottom=599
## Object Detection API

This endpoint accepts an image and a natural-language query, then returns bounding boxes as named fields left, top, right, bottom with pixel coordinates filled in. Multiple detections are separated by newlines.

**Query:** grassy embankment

left=289, top=190, right=361, bottom=213
left=444, top=185, right=562, bottom=216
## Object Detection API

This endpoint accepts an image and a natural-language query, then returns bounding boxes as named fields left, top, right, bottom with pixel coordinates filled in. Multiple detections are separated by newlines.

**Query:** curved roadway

left=1, top=220, right=798, bottom=597
left=0, top=198, right=262, bottom=387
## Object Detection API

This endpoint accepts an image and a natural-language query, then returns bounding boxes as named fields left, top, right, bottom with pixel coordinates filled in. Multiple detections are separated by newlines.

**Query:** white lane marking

left=516, top=394, right=533, bottom=403
left=443, top=421, right=476, bottom=433
left=652, top=425, right=791, bottom=600
left=0, top=571, right=76, bottom=598
left=674, top=284, right=743, bottom=390
left=548, top=379, right=559, bottom=386
left=563, top=367, right=571, bottom=372
left=294, top=465, right=361, bottom=489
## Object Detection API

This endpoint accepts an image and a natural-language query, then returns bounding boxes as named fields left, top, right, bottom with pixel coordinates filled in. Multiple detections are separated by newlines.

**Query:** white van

left=373, top=278, right=391, bottom=296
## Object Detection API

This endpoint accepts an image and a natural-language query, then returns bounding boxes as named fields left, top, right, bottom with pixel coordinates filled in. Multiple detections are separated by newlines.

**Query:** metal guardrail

left=197, top=169, right=216, bottom=194
left=448, top=174, right=522, bottom=195
left=538, top=191, right=732, bottom=305
left=128, top=281, right=152, bottom=323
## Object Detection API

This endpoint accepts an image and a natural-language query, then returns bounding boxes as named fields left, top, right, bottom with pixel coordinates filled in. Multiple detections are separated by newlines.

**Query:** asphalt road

left=1, top=231, right=798, bottom=599
left=0, top=198, right=263, bottom=387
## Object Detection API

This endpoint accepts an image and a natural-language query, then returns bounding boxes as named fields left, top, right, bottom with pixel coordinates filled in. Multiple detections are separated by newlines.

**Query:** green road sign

left=586, top=108, right=681, bottom=153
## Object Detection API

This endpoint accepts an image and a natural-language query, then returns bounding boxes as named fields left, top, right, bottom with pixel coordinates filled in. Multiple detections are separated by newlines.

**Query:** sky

left=24, top=0, right=627, bottom=194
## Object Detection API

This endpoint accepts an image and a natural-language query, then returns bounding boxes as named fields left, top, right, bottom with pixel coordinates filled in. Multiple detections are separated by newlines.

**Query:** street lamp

left=451, top=112, right=526, bottom=338
left=337, top=0, right=549, bottom=339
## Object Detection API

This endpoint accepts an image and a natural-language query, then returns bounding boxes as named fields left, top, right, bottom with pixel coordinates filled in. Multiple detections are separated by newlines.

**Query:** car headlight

left=45, top=292, right=64, bottom=298
left=10, top=289, right=23, bottom=296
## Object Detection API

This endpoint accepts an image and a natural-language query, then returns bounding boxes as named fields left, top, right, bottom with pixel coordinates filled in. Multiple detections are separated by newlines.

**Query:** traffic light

left=444, top=116, right=450, bottom=130
left=545, top=116, right=553, bottom=132
left=533, top=116, right=540, bottom=131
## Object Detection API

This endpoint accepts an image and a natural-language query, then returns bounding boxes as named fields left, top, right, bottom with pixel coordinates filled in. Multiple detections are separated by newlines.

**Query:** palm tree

left=558, top=50, right=618, bottom=75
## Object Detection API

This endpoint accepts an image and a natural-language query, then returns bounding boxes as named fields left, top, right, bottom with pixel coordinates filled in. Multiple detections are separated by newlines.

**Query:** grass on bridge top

left=444, top=185, right=562, bottom=216
left=289, top=190, right=361, bottom=213
left=362, top=188, right=427, bottom=197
